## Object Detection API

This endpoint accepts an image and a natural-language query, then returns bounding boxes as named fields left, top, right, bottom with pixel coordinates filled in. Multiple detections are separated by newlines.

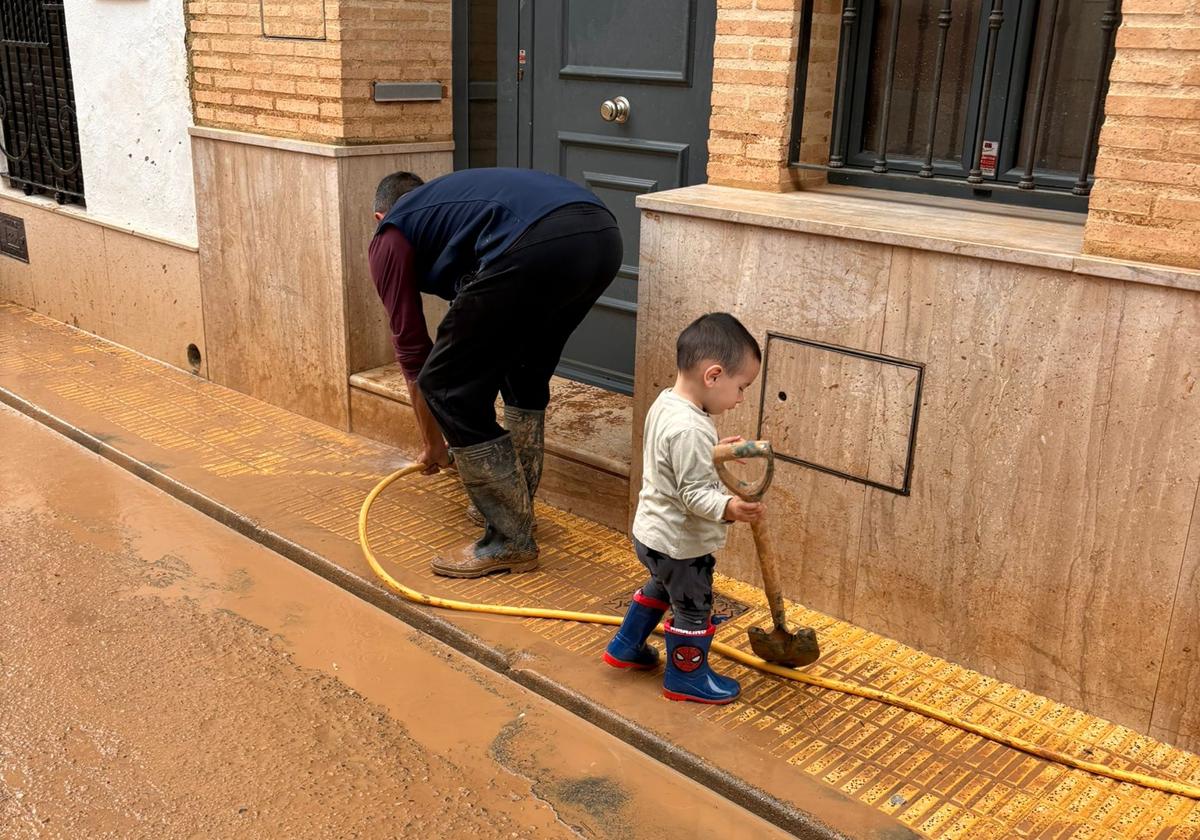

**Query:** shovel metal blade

left=747, top=624, right=821, bottom=668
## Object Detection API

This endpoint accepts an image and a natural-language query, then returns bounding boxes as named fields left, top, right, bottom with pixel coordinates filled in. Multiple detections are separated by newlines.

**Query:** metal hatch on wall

left=455, top=0, right=717, bottom=395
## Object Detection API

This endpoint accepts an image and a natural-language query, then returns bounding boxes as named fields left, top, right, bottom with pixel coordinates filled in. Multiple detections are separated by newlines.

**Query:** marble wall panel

left=102, top=230, right=206, bottom=376
left=337, top=151, right=453, bottom=376
left=1094, top=282, right=1200, bottom=738
left=635, top=213, right=892, bottom=618
left=760, top=337, right=917, bottom=490
left=0, top=196, right=204, bottom=376
left=861, top=250, right=1140, bottom=723
left=861, top=254, right=1200, bottom=734
left=193, top=136, right=348, bottom=428
left=1153, top=494, right=1200, bottom=753
left=636, top=209, right=1200, bottom=746
left=24, top=209, right=110, bottom=336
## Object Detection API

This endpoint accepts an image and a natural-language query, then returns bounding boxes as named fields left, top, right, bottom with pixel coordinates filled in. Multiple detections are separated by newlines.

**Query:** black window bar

left=0, top=0, right=85, bottom=205
left=791, top=0, right=1121, bottom=212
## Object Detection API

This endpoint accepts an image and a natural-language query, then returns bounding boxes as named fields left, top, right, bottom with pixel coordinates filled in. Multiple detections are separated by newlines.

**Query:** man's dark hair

left=374, top=171, right=425, bottom=215
left=676, top=312, right=761, bottom=373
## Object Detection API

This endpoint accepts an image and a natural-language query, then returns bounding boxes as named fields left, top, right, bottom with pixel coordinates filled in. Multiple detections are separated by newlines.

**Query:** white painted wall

left=62, top=0, right=197, bottom=246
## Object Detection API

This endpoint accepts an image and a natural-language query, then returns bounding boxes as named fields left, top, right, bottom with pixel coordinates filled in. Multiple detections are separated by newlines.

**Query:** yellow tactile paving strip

left=2, top=302, right=1199, bottom=839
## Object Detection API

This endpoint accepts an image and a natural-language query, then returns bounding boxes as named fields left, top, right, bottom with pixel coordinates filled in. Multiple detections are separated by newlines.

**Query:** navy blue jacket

left=374, top=168, right=604, bottom=300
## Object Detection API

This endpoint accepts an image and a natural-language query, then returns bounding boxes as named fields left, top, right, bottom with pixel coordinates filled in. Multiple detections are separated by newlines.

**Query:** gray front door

left=499, top=1, right=716, bottom=394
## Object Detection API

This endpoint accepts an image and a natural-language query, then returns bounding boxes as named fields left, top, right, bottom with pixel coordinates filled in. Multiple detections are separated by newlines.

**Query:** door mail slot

left=373, top=82, right=444, bottom=102
left=756, top=334, right=923, bottom=495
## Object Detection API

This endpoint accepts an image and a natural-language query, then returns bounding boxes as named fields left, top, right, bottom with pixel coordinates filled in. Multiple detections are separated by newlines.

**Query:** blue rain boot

left=602, top=589, right=668, bottom=670
left=662, top=621, right=740, bottom=704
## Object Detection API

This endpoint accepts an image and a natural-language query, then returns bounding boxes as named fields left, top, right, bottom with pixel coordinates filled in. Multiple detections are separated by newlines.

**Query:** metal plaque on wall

left=0, top=212, right=28, bottom=263
left=755, top=333, right=924, bottom=495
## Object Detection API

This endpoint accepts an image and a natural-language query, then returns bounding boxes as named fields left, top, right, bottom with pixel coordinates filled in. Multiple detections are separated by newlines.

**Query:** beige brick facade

left=337, top=0, right=453, bottom=143
left=185, top=1, right=1200, bottom=270
left=706, top=0, right=841, bottom=192
left=1083, top=1, right=1200, bottom=269
left=187, top=0, right=451, bottom=144
left=706, top=0, right=804, bottom=190
left=709, top=0, right=1200, bottom=271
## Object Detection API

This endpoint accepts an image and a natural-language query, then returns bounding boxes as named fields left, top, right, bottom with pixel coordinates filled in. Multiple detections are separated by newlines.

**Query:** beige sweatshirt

left=631, top=389, right=734, bottom=558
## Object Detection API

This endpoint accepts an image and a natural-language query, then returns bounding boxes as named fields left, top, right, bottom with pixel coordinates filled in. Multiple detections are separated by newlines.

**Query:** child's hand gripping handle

left=712, top=441, right=789, bottom=634
left=711, top=439, right=775, bottom=502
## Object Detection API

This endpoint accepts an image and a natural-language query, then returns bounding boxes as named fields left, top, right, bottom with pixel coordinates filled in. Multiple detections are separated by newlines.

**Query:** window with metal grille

left=0, top=0, right=48, bottom=44
left=0, top=1, right=85, bottom=205
left=791, top=1, right=1120, bottom=211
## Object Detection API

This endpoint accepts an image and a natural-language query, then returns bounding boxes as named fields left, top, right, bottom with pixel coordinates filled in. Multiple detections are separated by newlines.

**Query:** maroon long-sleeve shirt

left=368, top=226, right=434, bottom=381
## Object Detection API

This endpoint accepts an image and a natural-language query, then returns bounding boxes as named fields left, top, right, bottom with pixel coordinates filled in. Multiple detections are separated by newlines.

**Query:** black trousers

left=417, top=205, right=622, bottom=448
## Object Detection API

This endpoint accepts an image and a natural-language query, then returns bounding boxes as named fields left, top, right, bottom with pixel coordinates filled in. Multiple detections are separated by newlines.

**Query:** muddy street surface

left=0, top=406, right=789, bottom=840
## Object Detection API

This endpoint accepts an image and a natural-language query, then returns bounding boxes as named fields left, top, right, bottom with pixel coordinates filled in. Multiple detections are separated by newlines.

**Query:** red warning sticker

left=980, top=140, right=999, bottom=177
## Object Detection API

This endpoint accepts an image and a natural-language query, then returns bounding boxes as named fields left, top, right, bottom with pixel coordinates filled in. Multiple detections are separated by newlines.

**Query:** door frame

left=496, top=0, right=532, bottom=168
left=451, top=0, right=470, bottom=171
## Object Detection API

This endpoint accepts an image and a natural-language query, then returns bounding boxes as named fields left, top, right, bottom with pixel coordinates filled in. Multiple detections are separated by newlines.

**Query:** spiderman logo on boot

left=672, top=645, right=704, bottom=673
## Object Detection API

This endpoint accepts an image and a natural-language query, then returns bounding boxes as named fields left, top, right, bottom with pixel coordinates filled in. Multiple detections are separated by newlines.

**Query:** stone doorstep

left=349, top=363, right=632, bottom=532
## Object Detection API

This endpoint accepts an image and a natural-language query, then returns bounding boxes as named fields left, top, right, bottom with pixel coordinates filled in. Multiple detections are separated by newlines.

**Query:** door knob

left=599, top=96, right=630, bottom=124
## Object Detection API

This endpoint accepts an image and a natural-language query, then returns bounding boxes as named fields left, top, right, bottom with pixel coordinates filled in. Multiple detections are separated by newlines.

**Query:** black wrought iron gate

left=0, top=0, right=84, bottom=204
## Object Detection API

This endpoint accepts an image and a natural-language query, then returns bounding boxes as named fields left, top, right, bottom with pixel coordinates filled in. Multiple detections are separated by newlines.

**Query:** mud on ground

left=0, top=407, right=788, bottom=839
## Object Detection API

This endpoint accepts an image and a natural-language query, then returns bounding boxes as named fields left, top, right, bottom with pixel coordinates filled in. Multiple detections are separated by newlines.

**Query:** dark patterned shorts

left=632, top=537, right=715, bottom=631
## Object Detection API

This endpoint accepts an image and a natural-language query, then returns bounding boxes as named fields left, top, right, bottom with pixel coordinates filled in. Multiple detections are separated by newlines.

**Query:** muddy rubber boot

left=433, top=434, right=538, bottom=579
left=503, top=406, right=545, bottom=500
left=467, top=406, right=544, bottom=530
left=602, top=589, right=668, bottom=670
left=662, top=621, right=740, bottom=705
left=465, top=502, right=486, bottom=526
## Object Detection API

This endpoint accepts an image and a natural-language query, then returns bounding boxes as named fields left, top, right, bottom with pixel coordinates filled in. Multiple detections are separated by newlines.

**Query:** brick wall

left=1082, top=2, right=1200, bottom=269
left=337, top=0, right=452, bottom=143
left=188, top=0, right=344, bottom=141
left=706, top=0, right=807, bottom=191
left=189, top=2, right=1200, bottom=269
left=187, top=0, right=452, bottom=145
left=706, top=0, right=841, bottom=192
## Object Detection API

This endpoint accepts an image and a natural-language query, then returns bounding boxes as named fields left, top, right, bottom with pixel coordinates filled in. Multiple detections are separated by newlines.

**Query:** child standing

left=603, top=313, right=763, bottom=705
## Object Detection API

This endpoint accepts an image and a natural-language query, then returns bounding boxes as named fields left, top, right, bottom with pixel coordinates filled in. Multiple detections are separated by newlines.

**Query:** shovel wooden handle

left=712, top=440, right=789, bottom=631
left=750, top=518, right=790, bottom=632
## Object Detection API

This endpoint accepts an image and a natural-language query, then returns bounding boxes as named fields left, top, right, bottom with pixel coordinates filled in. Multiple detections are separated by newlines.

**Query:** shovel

left=712, top=440, right=821, bottom=668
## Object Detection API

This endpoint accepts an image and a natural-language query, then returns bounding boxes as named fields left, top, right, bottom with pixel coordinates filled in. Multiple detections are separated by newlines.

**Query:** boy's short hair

left=676, top=312, right=761, bottom=373
left=374, top=171, right=425, bottom=215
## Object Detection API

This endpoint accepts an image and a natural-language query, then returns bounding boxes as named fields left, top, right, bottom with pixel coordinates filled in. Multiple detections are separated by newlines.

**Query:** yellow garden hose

left=360, top=463, right=1200, bottom=801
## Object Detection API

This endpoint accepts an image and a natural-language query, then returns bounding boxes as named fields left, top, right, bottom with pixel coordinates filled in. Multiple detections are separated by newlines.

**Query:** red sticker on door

left=980, top=140, right=998, bottom=177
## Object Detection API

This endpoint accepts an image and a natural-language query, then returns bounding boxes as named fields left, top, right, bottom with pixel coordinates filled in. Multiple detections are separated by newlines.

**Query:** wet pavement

left=0, top=406, right=791, bottom=839
left=3, top=302, right=1200, bottom=839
